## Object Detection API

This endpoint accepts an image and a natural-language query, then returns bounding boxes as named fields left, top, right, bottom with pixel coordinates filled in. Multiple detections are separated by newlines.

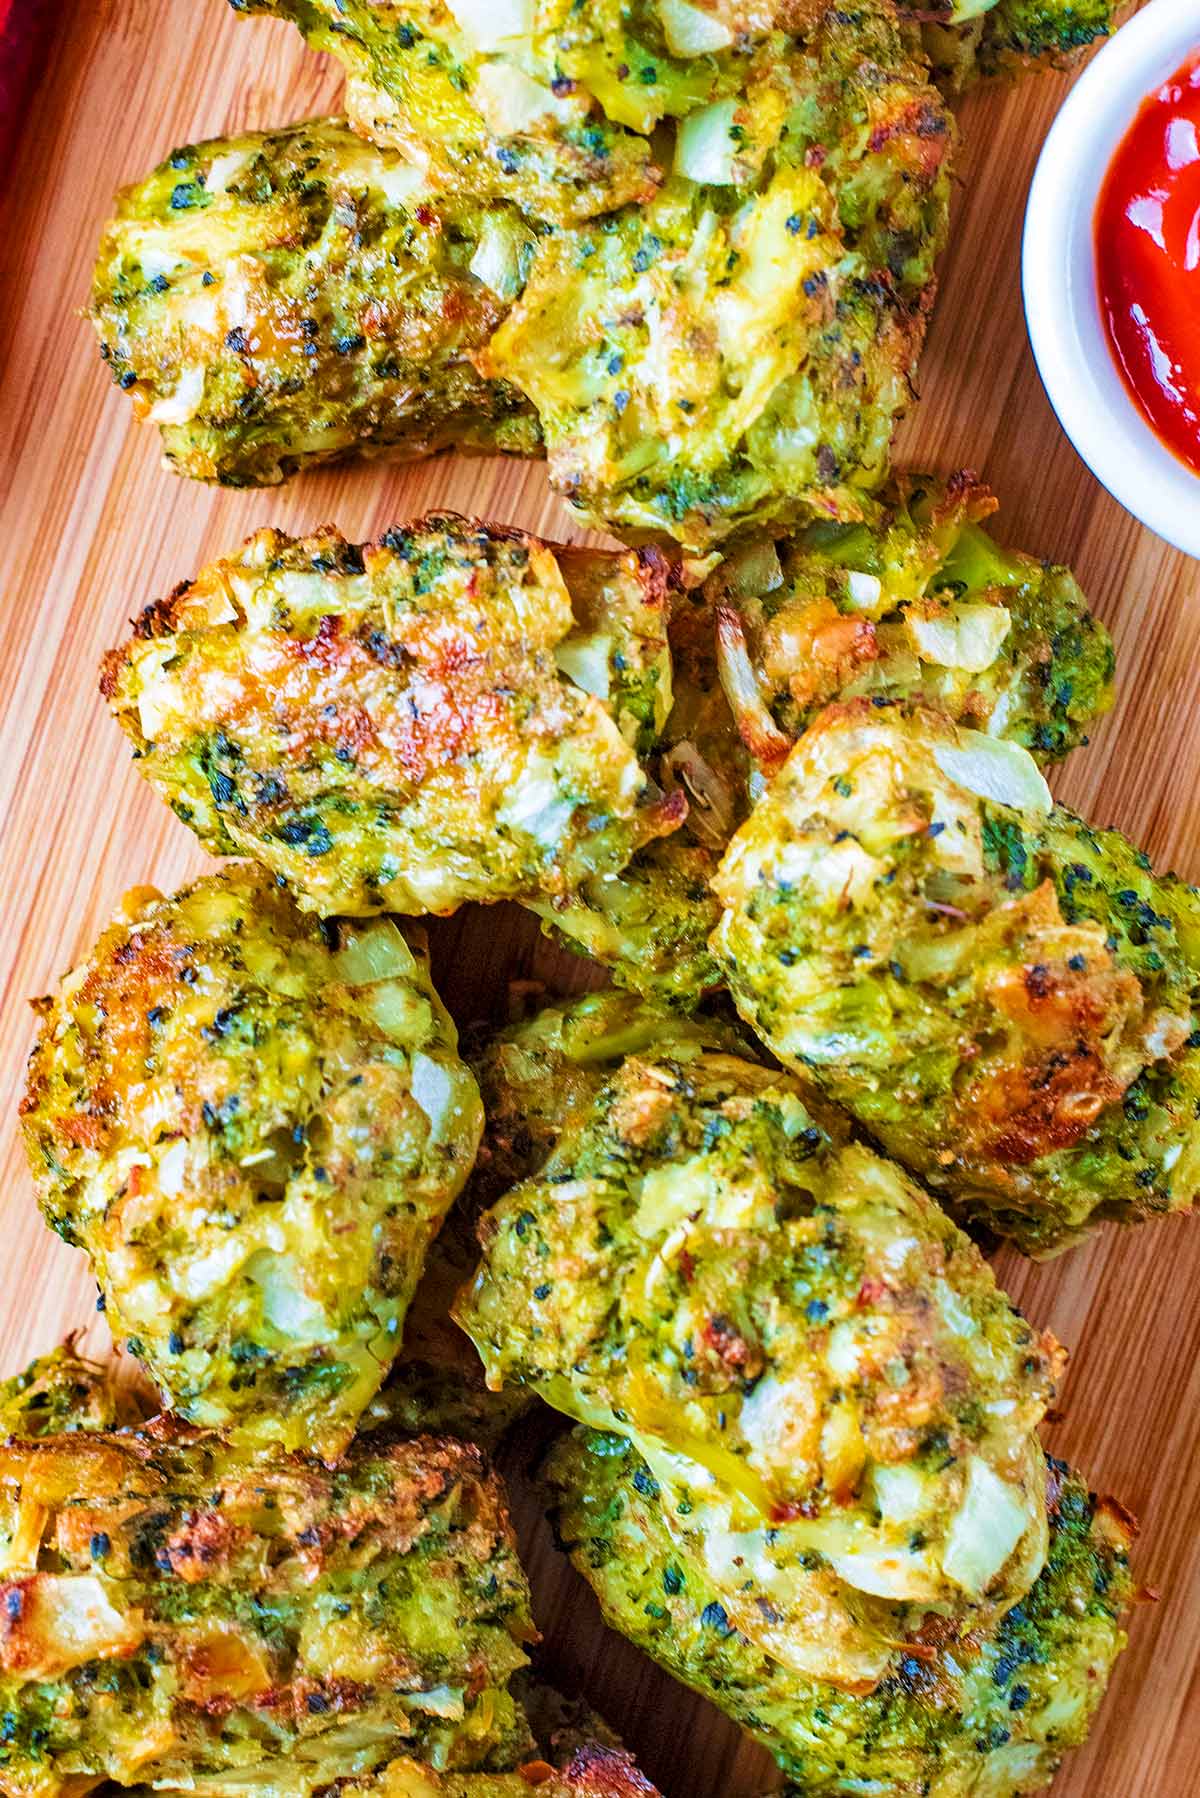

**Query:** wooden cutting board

left=1, top=3, right=1197, bottom=1791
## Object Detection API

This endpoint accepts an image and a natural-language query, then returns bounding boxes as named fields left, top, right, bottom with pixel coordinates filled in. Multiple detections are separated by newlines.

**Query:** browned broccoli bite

left=97, top=4, right=952, bottom=548
left=228, top=0, right=660, bottom=226
left=547, top=1428, right=1133, bottom=1797
left=713, top=702, right=1200, bottom=1256
left=918, top=0, right=1114, bottom=90
left=20, top=868, right=483, bottom=1458
left=535, top=472, right=1114, bottom=1011
left=89, top=119, right=543, bottom=487
left=478, top=1, right=953, bottom=548
left=101, top=519, right=678, bottom=920
left=0, top=1350, right=657, bottom=1796
left=525, top=835, right=726, bottom=1011
left=708, top=473, right=1115, bottom=771
left=459, top=1048, right=1066, bottom=1691
left=0, top=1425, right=535, bottom=1798
left=0, top=1344, right=152, bottom=1439
left=463, top=988, right=750, bottom=1205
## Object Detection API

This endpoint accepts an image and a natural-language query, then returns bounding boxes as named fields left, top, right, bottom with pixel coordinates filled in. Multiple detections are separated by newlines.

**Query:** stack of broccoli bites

left=30, top=467, right=1164, bottom=1789
left=456, top=1034, right=1135, bottom=1795
left=91, top=0, right=959, bottom=549
left=88, top=0, right=1114, bottom=540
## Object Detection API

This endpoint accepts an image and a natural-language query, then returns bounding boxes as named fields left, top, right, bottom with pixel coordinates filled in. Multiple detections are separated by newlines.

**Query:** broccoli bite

left=547, top=1428, right=1133, bottom=1796
left=0, top=1353, right=651, bottom=1796
left=0, top=1345, right=151, bottom=1440
left=467, top=989, right=751, bottom=1198
left=361, top=1204, right=532, bottom=1452
left=0, top=1426, right=534, bottom=1798
left=319, top=1674, right=661, bottom=1795
left=20, top=869, right=483, bottom=1456
left=322, top=1751, right=659, bottom=1796
left=537, top=470, right=1115, bottom=1009
left=481, top=2, right=953, bottom=548
left=372, top=989, right=751, bottom=1446
left=526, top=837, right=725, bottom=1011
left=708, top=473, right=1114, bottom=772
left=89, top=120, right=543, bottom=487
left=919, top=0, right=1114, bottom=90
left=713, top=702, right=1200, bottom=1254
left=460, top=1050, right=1063, bottom=1687
left=101, top=520, right=679, bottom=919
left=228, top=0, right=660, bottom=225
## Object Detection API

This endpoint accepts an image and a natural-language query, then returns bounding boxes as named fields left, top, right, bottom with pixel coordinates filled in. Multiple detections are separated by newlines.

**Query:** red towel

left=0, top=0, right=52, bottom=186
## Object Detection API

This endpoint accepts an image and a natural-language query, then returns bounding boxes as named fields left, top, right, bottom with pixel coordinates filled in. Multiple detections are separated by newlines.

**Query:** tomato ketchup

left=1096, top=55, right=1200, bottom=476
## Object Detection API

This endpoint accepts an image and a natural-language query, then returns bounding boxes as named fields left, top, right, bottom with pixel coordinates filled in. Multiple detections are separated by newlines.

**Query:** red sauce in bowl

left=1096, top=55, right=1200, bottom=476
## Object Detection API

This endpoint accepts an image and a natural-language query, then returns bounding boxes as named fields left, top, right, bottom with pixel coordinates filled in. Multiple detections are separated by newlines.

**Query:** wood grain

left=0, top=4, right=1195, bottom=1791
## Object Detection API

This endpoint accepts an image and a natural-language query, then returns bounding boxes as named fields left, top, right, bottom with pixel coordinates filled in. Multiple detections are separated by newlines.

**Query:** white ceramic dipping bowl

left=1022, top=0, right=1200, bottom=557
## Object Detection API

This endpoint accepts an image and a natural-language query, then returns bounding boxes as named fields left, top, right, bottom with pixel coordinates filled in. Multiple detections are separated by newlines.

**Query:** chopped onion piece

left=251, top=1255, right=334, bottom=1338
left=368, top=157, right=428, bottom=208
left=468, top=213, right=530, bottom=300
left=368, top=981, right=433, bottom=1042
left=157, top=1139, right=190, bottom=1199
left=334, top=919, right=419, bottom=986
left=473, top=62, right=574, bottom=134
left=721, top=536, right=783, bottom=598
left=872, top=1462, right=931, bottom=1524
left=828, top=1543, right=936, bottom=1602
left=659, top=0, right=735, bottom=55
left=906, top=601, right=1011, bottom=673
left=147, top=364, right=206, bottom=425
left=714, top=605, right=791, bottom=766
left=942, top=1458, right=1031, bottom=1598
left=401, top=1683, right=467, bottom=1719
left=445, top=0, right=533, bottom=48
left=676, top=99, right=740, bottom=185
left=932, top=729, right=1052, bottom=815
left=845, top=570, right=882, bottom=610
left=497, top=757, right=575, bottom=847
left=555, top=631, right=612, bottom=700
left=661, top=740, right=735, bottom=847
left=4, top=1575, right=144, bottom=1679
left=205, top=148, right=253, bottom=195
left=410, top=1051, right=459, bottom=1138
left=137, top=244, right=190, bottom=282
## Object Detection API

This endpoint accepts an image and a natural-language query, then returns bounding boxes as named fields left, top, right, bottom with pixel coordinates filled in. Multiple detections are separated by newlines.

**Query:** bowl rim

left=1022, top=0, right=1200, bottom=559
